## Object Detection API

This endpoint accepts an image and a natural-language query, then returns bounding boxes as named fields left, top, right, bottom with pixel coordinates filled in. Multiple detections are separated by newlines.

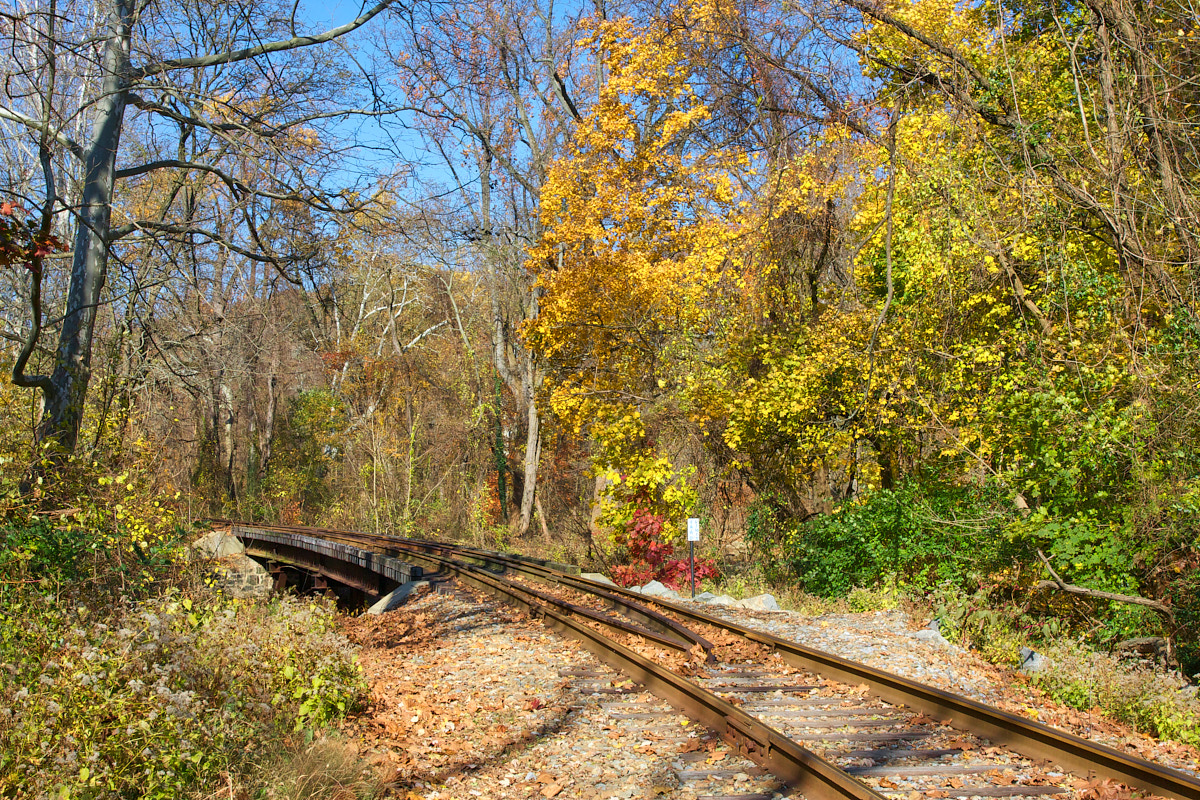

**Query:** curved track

left=215, top=521, right=1200, bottom=800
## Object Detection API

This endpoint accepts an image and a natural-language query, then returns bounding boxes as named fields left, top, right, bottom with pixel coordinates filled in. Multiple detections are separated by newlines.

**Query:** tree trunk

left=257, top=373, right=277, bottom=482
left=38, top=0, right=132, bottom=452
left=517, top=385, right=540, bottom=535
left=217, top=377, right=237, bottom=503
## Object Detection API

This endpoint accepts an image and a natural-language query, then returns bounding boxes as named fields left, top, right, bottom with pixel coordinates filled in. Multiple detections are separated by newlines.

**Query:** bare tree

left=1, top=0, right=397, bottom=454
left=390, top=0, right=585, bottom=534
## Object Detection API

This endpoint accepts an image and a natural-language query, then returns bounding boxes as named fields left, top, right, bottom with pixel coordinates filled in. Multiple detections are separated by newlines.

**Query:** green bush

left=766, top=480, right=1023, bottom=597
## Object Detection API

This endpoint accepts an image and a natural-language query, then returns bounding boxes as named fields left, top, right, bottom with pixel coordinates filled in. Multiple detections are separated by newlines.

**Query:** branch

left=12, top=82, right=59, bottom=397
left=135, top=0, right=395, bottom=79
left=127, top=90, right=402, bottom=140
left=403, top=319, right=449, bottom=351
left=841, top=0, right=991, bottom=88
left=0, top=106, right=83, bottom=159
left=1035, top=549, right=1176, bottom=624
left=113, top=158, right=301, bottom=201
left=108, top=219, right=309, bottom=268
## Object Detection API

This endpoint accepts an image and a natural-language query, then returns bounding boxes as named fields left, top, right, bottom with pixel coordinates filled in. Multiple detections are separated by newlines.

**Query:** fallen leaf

left=879, top=778, right=899, bottom=789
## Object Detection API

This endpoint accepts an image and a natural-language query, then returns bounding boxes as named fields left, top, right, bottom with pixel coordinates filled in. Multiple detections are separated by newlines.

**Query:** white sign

left=687, top=517, right=700, bottom=542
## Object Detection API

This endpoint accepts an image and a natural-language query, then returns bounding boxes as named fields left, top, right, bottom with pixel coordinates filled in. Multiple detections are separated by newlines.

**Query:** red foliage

left=319, top=350, right=354, bottom=373
left=610, top=508, right=719, bottom=591
left=0, top=202, right=64, bottom=273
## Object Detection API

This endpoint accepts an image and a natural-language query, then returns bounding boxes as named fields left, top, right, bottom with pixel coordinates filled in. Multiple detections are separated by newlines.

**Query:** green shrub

left=769, top=480, right=1023, bottom=597
left=0, top=501, right=366, bottom=798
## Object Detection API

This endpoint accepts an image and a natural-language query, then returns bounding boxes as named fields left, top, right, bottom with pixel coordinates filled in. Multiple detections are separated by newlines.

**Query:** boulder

left=191, top=530, right=245, bottom=558
left=639, top=580, right=672, bottom=597
left=581, top=572, right=617, bottom=587
left=709, top=594, right=738, bottom=606
left=738, top=593, right=780, bottom=612
left=694, top=591, right=716, bottom=602
left=914, top=628, right=951, bottom=647
left=914, top=618, right=952, bottom=647
left=1019, top=646, right=1049, bottom=674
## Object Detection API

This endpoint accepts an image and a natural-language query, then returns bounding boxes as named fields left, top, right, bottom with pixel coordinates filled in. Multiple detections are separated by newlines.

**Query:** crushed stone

left=339, top=583, right=1199, bottom=799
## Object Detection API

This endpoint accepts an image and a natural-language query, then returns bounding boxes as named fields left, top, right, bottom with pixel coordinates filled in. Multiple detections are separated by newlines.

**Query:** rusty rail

left=214, top=520, right=1200, bottom=800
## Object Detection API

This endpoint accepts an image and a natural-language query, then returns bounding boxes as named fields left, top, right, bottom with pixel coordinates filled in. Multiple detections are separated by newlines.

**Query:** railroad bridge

left=214, top=521, right=425, bottom=602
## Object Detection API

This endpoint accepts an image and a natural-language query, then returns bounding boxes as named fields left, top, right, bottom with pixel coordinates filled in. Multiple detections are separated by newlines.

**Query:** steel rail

left=222, top=521, right=698, bottom=656
left=352, top=536, right=1200, bottom=800
left=560, top=571, right=1200, bottom=800
left=217, top=521, right=1200, bottom=800
left=363, top=537, right=886, bottom=800
left=367, top=536, right=716, bottom=663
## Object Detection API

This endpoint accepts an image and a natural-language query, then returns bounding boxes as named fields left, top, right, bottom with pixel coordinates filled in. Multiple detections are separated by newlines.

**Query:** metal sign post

left=687, top=517, right=700, bottom=598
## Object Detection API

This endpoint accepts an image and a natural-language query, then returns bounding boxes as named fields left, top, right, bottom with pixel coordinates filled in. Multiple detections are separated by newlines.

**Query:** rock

left=738, top=593, right=780, bottom=611
left=191, top=530, right=245, bottom=558
left=639, top=580, right=672, bottom=597
left=213, top=554, right=270, bottom=599
left=627, top=586, right=643, bottom=594
left=367, top=580, right=431, bottom=615
left=581, top=572, right=617, bottom=587
left=914, top=628, right=951, bottom=647
left=709, top=594, right=738, bottom=606
left=1019, top=646, right=1049, bottom=674
left=694, top=591, right=716, bottom=602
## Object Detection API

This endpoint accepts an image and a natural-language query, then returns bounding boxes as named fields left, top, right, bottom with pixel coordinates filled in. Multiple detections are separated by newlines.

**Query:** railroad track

left=215, top=521, right=1200, bottom=800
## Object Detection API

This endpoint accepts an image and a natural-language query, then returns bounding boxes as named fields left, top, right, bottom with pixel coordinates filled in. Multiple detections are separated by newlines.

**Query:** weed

left=1034, top=640, right=1200, bottom=746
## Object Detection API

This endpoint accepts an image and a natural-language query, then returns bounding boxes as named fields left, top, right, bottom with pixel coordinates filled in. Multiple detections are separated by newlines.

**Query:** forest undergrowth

left=0, top=461, right=374, bottom=799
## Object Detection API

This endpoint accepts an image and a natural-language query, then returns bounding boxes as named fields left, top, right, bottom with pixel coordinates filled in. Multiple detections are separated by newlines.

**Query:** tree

left=1, top=0, right=396, bottom=454
left=389, top=0, right=584, bottom=534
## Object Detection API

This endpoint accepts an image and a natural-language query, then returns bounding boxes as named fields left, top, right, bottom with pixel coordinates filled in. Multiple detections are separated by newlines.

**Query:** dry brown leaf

left=879, top=778, right=899, bottom=789
left=1079, top=777, right=1132, bottom=800
left=542, top=783, right=563, bottom=798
